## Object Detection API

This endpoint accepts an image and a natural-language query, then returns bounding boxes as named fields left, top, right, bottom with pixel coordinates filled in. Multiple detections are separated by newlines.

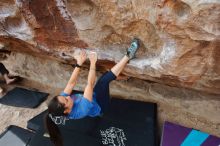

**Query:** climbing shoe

left=126, top=38, right=140, bottom=60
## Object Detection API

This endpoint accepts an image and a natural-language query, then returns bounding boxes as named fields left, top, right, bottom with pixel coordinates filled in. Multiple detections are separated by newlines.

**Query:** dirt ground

left=0, top=78, right=62, bottom=133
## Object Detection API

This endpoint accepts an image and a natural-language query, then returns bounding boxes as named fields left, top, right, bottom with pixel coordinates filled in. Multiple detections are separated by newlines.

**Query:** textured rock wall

left=0, top=0, right=219, bottom=94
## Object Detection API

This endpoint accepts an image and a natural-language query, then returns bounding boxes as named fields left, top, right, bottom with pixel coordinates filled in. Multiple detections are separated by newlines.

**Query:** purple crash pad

left=161, top=121, right=220, bottom=146
left=202, top=136, right=220, bottom=146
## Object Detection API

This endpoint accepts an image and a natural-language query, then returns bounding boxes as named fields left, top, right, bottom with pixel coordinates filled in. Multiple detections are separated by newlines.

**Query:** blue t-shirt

left=60, top=92, right=101, bottom=119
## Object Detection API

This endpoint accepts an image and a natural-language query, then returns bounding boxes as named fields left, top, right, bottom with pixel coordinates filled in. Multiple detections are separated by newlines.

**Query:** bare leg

left=111, top=55, right=129, bottom=77
left=0, top=87, right=3, bottom=93
left=3, top=74, right=16, bottom=84
left=95, top=39, right=139, bottom=113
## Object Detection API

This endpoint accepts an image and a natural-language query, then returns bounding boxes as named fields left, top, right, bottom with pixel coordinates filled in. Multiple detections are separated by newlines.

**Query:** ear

left=63, top=109, right=70, bottom=114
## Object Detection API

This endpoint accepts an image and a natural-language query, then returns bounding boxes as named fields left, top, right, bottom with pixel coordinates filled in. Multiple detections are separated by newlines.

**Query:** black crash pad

left=28, top=98, right=157, bottom=146
left=27, top=110, right=48, bottom=131
left=0, top=87, right=49, bottom=108
left=28, top=126, right=101, bottom=146
left=0, top=125, right=34, bottom=146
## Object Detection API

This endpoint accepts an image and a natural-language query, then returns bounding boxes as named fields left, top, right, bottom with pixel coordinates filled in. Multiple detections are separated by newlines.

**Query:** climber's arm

left=63, top=50, right=87, bottom=95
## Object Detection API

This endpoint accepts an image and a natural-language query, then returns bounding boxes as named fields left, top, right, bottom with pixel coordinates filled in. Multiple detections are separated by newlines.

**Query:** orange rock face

left=0, top=0, right=219, bottom=94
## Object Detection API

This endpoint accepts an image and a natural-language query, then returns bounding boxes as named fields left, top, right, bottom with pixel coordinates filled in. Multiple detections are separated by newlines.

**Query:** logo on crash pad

left=100, top=127, right=127, bottom=146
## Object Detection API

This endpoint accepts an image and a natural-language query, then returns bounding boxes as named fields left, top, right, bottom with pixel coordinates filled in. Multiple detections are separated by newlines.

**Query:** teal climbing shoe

left=126, top=38, right=140, bottom=60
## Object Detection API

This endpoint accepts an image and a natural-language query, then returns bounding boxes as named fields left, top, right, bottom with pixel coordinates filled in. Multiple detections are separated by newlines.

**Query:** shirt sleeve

left=71, top=97, right=93, bottom=119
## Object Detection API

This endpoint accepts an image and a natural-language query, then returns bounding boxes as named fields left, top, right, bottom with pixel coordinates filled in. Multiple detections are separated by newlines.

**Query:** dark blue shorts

left=94, top=71, right=116, bottom=113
